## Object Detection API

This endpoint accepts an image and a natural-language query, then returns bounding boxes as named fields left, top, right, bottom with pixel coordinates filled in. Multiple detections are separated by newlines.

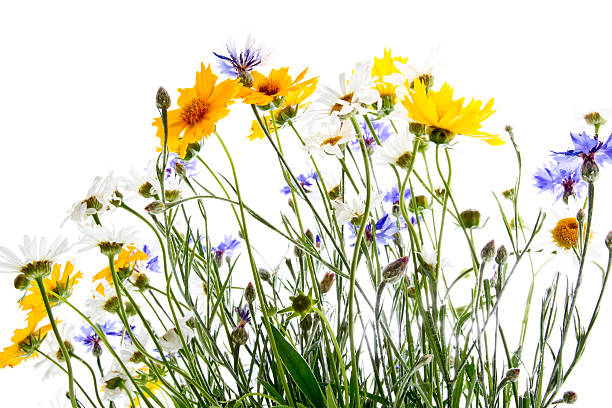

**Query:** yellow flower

left=551, top=217, right=585, bottom=250
left=240, top=67, right=313, bottom=107
left=131, top=379, right=162, bottom=407
left=372, top=48, right=407, bottom=81
left=0, top=309, right=52, bottom=368
left=93, top=245, right=147, bottom=295
left=152, top=63, right=241, bottom=158
left=19, top=261, right=82, bottom=314
left=247, top=74, right=318, bottom=140
left=401, top=79, right=503, bottom=145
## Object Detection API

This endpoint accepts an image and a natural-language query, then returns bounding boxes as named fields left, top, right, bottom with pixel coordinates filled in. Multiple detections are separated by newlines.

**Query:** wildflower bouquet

left=2, top=40, right=611, bottom=408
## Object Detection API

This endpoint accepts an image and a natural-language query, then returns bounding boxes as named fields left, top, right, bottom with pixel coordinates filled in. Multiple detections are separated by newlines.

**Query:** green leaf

left=270, top=326, right=325, bottom=408
left=258, top=378, right=286, bottom=405
left=326, top=385, right=338, bottom=408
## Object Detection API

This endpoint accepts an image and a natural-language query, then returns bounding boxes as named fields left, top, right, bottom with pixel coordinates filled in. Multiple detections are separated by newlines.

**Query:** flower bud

left=145, top=201, right=166, bottom=214
left=156, top=86, right=171, bottom=110
left=238, top=71, right=254, bottom=88
left=320, top=272, right=335, bottom=294
left=291, top=293, right=313, bottom=315
left=563, top=391, right=578, bottom=404
left=182, top=142, right=201, bottom=161
left=481, top=240, right=496, bottom=262
left=92, top=341, right=103, bottom=358
left=14, top=274, right=29, bottom=290
left=606, top=232, right=612, bottom=249
left=495, top=245, right=508, bottom=265
left=124, top=301, right=137, bottom=317
left=581, top=157, right=599, bottom=182
left=584, top=112, right=606, bottom=133
left=244, top=282, right=256, bottom=303
left=406, top=285, right=416, bottom=298
left=426, top=126, right=455, bottom=145
left=133, top=273, right=149, bottom=290
left=305, top=229, right=315, bottom=245
left=414, top=353, right=434, bottom=370
left=231, top=322, right=249, bottom=346
left=502, top=188, right=515, bottom=200
left=409, top=122, right=427, bottom=137
left=460, top=209, right=481, bottom=229
left=395, top=151, right=414, bottom=170
left=294, top=244, right=304, bottom=258
left=382, top=256, right=410, bottom=284
left=576, top=208, right=585, bottom=224
left=174, top=162, right=187, bottom=178
left=258, top=268, right=272, bottom=283
left=435, top=187, right=446, bottom=198
left=504, top=368, right=520, bottom=382
left=103, top=296, right=121, bottom=314
left=409, top=195, right=428, bottom=212
left=300, top=314, right=313, bottom=332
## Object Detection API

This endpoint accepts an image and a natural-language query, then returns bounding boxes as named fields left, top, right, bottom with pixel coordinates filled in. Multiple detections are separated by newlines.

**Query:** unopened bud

left=258, top=268, right=272, bottom=283
left=305, top=229, right=315, bottom=245
left=133, top=273, right=149, bottom=290
left=238, top=71, right=254, bottom=88
left=581, top=157, right=599, bottom=183
left=502, top=188, right=515, bottom=200
left=406, top=285, right=416, bottom=298
left=320, top=272, right=335, bottom=294
left=409, top=122, right=427, bottom=137
left=174, top=162, right=186, bottom=178
left=124, top=301, right=137, bottom=317
left=156, top=86, right=171, bottom=110
left=504, top=368, right=520, bottom=382
left=145, top=200, right=166, bottom=214
left=244, top=282, right=256, bottom=303
left=14, top=274, right=29, bottom=290
left=481, top=240, right=496, bottom=261
left=92, top=341, right=103, bottom=358
left=382, top=256, right=410, bottom=284
left=460, top=209, right=481, bottom=229
left=434, top=187, right=446, bottom=198
left=414, top=354, right=434, bottom=370
left=576, top=208, right=585, bottom=223
left=300, top=314, right=313, bottom=332
left=231, top=323, right=249, bottom=346
left=563, top=391, right=578, bottom=404
left=294, top=244, right=304, bottom=258
left=495, top=245, right=508, bottom=265
left=409, top=195, right=428, bottom=212
left=606, top=232, right=612, bottom=250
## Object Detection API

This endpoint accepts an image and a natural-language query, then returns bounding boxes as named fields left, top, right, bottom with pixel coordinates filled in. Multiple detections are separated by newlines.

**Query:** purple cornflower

left=534, top=162, right=585, bottom=203
left=383, top=186, right=412, bottom=205
left=74, top=321, right=123, bottom=354
left=138, top=244, right=160, bottom=274
left=280, top=171, right=318, bottom=195
left=213, top=37, right=267, bottom=77
left=350, top=213, right=399, bottom=246
left=350, top=120, right=393, bottom=151
left=235, top=305, right=252, bottom=325
left=166, top=153, right=198, bottom=179
left=211, top=235, right=241, bottom=265
left=552, top=132, right=612, bottom=167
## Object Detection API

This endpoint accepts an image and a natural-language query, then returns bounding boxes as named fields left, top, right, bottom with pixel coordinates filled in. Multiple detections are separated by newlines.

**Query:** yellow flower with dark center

left=19, top=262, right=82, bottom=314
left=372, top=48, right=407, bottom=80
left=240, top=67, right=314, bottom=107
left=552, top=217, right=584, bottom=250
left=401, top=79, right=503, bottom=146
left=247, top=74, right=318, bottom=140
left=0, top=309, right=52, bottom=368
left=152, top=63, right=241, bottom=158
left=93, top=245, right=147, bottom=295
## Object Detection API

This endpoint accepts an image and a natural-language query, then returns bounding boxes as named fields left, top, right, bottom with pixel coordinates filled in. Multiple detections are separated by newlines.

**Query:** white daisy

left=100, top=361, right=135, bottom=404
left=34, top=322, right=75, bottom=381
left=80, top=225, right=138, bottom=257
left=63, top=173, right=121, bottom=227
left=332, top=193, right=384, bottom=225
left=124, top=163, right=160, bottom=200
left=0, top=236, right=70, bottom=279
left=86, top=281, right=120, bottom=323
left=303, top=121, right=355, bottom=158
left=375, top=126, right=415, bottom=169
left=158, top=313, right=195, bottom=353
left=305, top=61, right=380, bottom=124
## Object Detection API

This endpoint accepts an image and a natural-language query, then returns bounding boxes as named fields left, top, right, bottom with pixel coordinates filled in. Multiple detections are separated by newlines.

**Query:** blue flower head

left=350, top=213, right=399, bottom=247
left=383, top=186, right=412, bottom=205
left=212, top=235, right=241, bottom=263
left=140, top=244, right=160, bottom=274
left=280, top=171, right=318, bottom=195
left=552, top=132, right=612, bottom=167
left=74, top=321, right=123, bottom=354
left=166, top=153, right=198, bottom=179
left=213, top=37, right=266, bottom=77
left=534, top=162, right=586, bottom=204
left=350, top=120, right=393, bottom=151
left=235, top=305, right=251, bottom=325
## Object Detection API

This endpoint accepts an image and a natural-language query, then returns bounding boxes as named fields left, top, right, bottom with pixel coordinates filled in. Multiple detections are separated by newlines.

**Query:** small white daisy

left=86, top=281, right=120, bottom=323
left=34, top=322, right=75, bottom=381
left=375, top=126, right=415, bottom=169
left=303, top=121, right=355, bottom=158
left=0, top=236, right=70, bottom=279
left=332, top=193, right=384, bottom=225
left=63, top=173, right=121, bottom=227
left=80, top=225, right=138, bottom=257
left=158, top=313, right=195, bottom=353
left=100, top=361, right=135, bottom=404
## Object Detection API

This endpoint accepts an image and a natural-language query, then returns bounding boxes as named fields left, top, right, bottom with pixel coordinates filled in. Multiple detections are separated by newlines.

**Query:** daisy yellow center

left=331, top=93, right=354, bottom=113
left=180, top=97, right=209, bottom=125
left=321, top=136, right=343, bottom=146
left=552, top=217, right=581, bottom=250
left=257, top=79, right=281, bottom=96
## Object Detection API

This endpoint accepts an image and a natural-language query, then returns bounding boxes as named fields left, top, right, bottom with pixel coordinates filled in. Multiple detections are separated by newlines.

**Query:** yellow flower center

left=552, top=217, right=581, bottom=250
left=331, top=93, right=354, bottom=113
left=321, top=136, right=342, bottom=146
left=180, top=97, right=209, bottom=125
left=257, top=79, right=281, bottom=96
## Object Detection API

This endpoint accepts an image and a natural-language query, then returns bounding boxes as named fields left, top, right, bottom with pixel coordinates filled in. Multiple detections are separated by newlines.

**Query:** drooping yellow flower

left=372, top=48, right=407, bottom=81
left=401, top=79, right=503, bottom=145
left=93, top=245, right=147, bottom=295
left=0, top=309, right=52, bottom=368
left=247, top=74, right=318, bottom=140
left=240, top=67, right=313, bottom=107
left=19, top=262, right=82, bottom=314
left=152, top=63, right=242, bottom=158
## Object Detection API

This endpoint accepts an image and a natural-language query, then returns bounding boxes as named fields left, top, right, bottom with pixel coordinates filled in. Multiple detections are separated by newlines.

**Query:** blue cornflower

left=166, top=153, right=198, bottom=179
left=139, top=244, right=160, bottom=274
left=74, top=321, right=123, bottom=354
left=280, top=171, right=318, bottom=195
left=213, top=37, right=266, bottom=78
left=350, top=120, right=393, bottom=151
left=552, top=132, right=612, bottom=167
left=210, top=235, right=241, bottom=265
left=383, top=186, right=412, bottom=205
left=534, top=162, right=585, bottom=204
left=235, top=305, right=252, bottom=325
left=350, top=213, right=399, bottom=246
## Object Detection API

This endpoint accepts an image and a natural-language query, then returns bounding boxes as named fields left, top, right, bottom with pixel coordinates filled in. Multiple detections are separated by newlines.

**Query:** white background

left=2, top=0, right=612, bottom=406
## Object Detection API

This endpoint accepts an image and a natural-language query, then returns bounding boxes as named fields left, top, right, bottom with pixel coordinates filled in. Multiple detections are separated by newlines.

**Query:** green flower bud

left=300, top=314, right=313, bottom=332
left=606, top=232, right=612, bottom=250
left=156, top=86, right=171, bottom=110
left=426, top=126, right=455, bottom=145
left=320, top=272, right=335, bottom=294
left=14, top=274, right=29, bottom=290
left=581, top=157, right=599, bottom=182
left=231, top=322, right=249, bottom=346
left=145, top=201, right=166, bottom=214
left=182, top=142, right=201, bottom=161
left=291, top=293, right=312, bottom=315
left=409, top=122, right=427, bottom=137
left=164, top=189, right=181, bottom=203
left=244, top=282, right=256, bottom=303
left=238, top=71, right=254, bottom=88
left=502, top=188, right=515, bottom=200
left=258, top=268, right=272, bottom=283
left=495, top=245, right=508, bottom=265
left=504, top=368, right=520, bottom=382
left=138, top=182, right=154, bottom=198
left=124, top=301, right=138, bottom=317
left=460, top=209, right=481, bottom=229
left=563, top=391, right=578, bottom=404
left=133, top=273, right=149, bottom=290
left=382, top=256, right=410, bottom=284
left=481, top=240, right=496, bottom=262
left=99, top=242, right=124, bottom=257
left=409, top=195, right=428, bottom=212
left=103, top=296, right=120, bottom=314
left=130, top=351, right=146, bottom=364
